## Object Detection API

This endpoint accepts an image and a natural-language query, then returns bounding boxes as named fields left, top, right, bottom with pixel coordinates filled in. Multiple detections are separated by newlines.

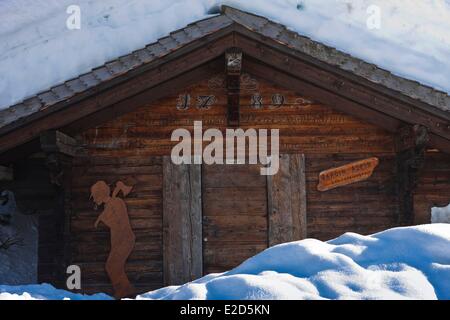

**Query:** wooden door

left=163, top=154, right=307, bottom=280
left=202, top=163, right=268, bottom=274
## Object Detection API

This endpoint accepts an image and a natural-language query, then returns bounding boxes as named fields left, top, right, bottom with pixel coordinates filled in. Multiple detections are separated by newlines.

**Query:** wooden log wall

left=414, top=151, right=450, bottom=224
left=70, top=156, right=164, bottom=295
left=67, top=72, right=449, bottom=293
left=306, top=153, right=399, bottom=240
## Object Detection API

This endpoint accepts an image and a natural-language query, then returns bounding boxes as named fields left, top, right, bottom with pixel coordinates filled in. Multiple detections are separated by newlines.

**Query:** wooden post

left=395, top=125, right=429, bottom=225
left=226, top=48, right=242, bottom=126
left=163, top=157, right=202, bottom=285
left=39, top=130, right=77, bottom=287
left=267, top=154, right=307, bottom=246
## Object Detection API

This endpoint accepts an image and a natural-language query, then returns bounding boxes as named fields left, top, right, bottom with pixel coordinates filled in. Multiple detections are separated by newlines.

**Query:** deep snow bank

left=1, top=224, right=449, bottom=300
left=138, top=224, right=450, bottom=300
left=1, top=0, right=450, bottom=109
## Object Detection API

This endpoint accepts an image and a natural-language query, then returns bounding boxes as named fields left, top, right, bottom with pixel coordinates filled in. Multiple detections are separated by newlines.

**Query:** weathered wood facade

left=0, top=6, right=449, bottom=297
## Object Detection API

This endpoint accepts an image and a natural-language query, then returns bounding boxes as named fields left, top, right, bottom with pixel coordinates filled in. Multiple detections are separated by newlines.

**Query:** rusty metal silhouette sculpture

left=90, top=181, right=136, bottom=298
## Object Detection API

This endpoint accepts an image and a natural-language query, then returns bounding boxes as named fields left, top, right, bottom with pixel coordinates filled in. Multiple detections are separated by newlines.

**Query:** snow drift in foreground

left=1, top=224, right=450, bottom=300
left=1, top=0, right=450, bottom=110
left=0, top=284, right=111, bottom=300
left=138, top=224, right=450, bottom=300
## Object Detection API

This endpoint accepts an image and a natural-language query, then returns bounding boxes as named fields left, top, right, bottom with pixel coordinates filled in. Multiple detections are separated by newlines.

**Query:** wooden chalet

left=0, top=6, right=449, bottom=297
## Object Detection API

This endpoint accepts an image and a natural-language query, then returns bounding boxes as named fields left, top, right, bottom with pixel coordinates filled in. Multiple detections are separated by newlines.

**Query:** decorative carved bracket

left=226, top=48, right=242, bottom=126
left=40, top=130, right=77, bottom=186
left=395, top=125, right=429, bottom=225
left=40, top=130, right=77, bottom=157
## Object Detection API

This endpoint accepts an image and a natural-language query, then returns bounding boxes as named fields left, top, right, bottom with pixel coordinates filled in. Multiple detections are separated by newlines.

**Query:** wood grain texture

left=202, top=163, right=268, bottom=274
left=163, top=157, right=202, bottom=285
left=268, top=154, right=307, bottom=246
left=56, top=72, right=450, bottom=294
left=413, top=151, right=450, bottom=224
left=306, top=153, right=399, bottom=240
left=70, top=156, right=164, bottom=294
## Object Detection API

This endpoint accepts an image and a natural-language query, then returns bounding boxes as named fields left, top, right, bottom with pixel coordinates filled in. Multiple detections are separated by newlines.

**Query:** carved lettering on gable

left=176, top=94, right=191, bottom=110
left=251, top=93, right=263, bottom=110
left=240, top=73, right=259, bottom=92
left=196, top=95, right=216, bottom=110
left=269, top=94, right=285, bottom=109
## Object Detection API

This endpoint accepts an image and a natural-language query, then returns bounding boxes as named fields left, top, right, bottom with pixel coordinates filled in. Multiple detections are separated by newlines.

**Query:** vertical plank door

left=267, top=154, right=307, bottom=246
left=163, top=157, right=202, bottom=285
left=202, top=163, right=269, bottom=274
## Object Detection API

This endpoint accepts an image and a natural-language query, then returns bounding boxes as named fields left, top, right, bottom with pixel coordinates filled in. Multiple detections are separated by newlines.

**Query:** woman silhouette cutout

left=90, top=181, right=136, bottom=298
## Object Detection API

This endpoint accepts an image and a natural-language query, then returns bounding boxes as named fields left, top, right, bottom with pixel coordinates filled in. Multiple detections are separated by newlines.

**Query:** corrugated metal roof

left=0, top=6, right=448, bottom=131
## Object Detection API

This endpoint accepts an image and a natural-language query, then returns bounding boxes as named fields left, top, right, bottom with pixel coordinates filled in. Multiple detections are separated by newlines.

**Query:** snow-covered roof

left=0, top=13, right=234, bottom=132
left=0, top=6, right=449, bottom=135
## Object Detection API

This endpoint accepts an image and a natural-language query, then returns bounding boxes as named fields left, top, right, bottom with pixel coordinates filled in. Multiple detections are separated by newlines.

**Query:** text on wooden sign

left=317, top=157, right=379, bottom=191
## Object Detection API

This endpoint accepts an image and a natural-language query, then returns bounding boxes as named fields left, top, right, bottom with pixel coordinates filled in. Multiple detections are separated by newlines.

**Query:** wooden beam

left=267, top=154, right=307, bottom=246
left=0, top=140, right=41, bottom=166
left=163, top=157, right=202, bottom=285
left=40, top=130, right=77, bottom=186
left=40, top=130, right=77, bottom=157
left=0, top=166, right=13, bottom=181
left=226, top=48, right=242, bottom=126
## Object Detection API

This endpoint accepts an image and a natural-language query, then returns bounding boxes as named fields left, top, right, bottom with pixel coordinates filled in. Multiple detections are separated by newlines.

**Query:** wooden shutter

left=162, top=157, right=202, bottom=285
left=267, top=154, right=307, bottom=246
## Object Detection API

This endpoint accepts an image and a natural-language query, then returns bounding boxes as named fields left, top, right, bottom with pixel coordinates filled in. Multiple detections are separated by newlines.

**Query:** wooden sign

left=317, top=157, right=379, bottom=191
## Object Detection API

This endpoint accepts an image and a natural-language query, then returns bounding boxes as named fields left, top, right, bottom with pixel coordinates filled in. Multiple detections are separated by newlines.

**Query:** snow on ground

left=0, top=284, right=112, bottom=300
left=1, top=0, right=450, bottom=110
left=432, top=205, right=450, bottom=223
left=1, top=224, right=449, bottom=300
left=138, top=224, right=450, bottom=300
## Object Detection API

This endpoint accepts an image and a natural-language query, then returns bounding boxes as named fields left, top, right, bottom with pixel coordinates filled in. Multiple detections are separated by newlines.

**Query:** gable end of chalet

left=0, top=6, right=449, bottom=160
